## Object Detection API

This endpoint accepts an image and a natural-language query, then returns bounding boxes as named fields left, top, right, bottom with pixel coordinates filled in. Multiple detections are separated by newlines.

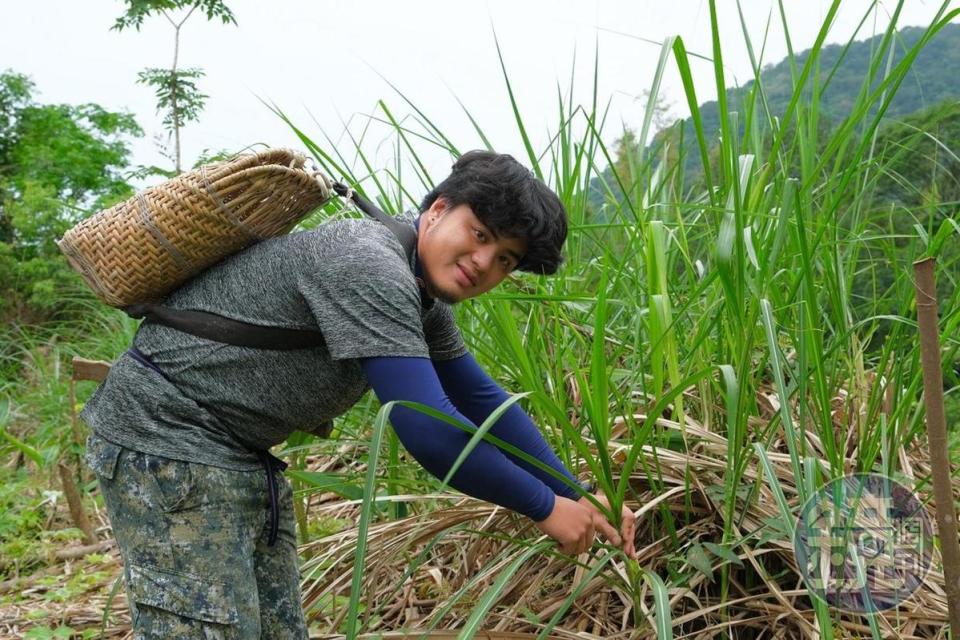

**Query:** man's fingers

left=622, top=510, right=635, bottom=539
left=622, top=511, right=636, bottom=559
left=547, top=500, right=637, bottom=557
left=582, top=523, right=595, bottom=554
left=593, top=514, right=621, bottom=546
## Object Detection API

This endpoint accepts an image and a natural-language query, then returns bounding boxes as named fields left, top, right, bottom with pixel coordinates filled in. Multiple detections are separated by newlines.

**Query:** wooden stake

left=913, top=257, right=960, bottom=633
left=57, top=461, right=97, bottom=546
left=71, top=356, right=111, bottom=383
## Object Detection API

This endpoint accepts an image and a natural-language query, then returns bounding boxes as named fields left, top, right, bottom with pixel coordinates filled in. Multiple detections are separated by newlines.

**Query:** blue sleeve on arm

left=361, top=356, right=557, bottom=521
left=432, top=353, right=582, bottom=501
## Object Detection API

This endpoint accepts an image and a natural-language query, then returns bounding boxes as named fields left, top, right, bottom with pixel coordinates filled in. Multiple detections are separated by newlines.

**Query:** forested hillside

left=698, top=23, right=960, bottom=145
left=594, top=23, right=960, bottom=208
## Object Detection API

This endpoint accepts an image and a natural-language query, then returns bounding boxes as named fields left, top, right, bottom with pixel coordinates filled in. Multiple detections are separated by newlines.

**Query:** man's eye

left=474, top=229, right=486, bottom=241
left=499, top=256, right=512, bottom=269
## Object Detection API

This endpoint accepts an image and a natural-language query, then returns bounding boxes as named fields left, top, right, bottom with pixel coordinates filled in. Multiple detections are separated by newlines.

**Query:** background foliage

left=0, top=71, right=140, bottom=324
left=2, top=2, right=960, bottom=636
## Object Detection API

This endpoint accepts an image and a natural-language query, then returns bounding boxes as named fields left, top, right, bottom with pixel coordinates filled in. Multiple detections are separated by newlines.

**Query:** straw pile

left=298, top=388, right=952, bottom=639
left=3, top=385, right=953, bottom=639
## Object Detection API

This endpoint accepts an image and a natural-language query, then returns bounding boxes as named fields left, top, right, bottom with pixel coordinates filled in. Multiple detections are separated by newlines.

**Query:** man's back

left=81, top=214, right=465, bottom=468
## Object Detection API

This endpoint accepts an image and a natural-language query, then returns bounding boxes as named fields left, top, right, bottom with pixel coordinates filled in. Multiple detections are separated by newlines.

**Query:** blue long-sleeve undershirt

left=431, top=353, right=581, bottom=499
left=361, top=354, right=581, bottom=521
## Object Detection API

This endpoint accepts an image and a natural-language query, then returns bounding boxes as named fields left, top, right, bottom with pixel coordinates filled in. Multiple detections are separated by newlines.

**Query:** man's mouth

left=457, top=264, right=476, bottom=287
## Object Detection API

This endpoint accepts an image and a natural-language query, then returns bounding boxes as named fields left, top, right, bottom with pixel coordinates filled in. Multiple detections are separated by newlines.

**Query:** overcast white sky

left=1, top=1, right=955, bottom=192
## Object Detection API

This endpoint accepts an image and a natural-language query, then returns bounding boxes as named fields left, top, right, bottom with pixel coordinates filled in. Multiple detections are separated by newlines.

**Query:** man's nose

left=472, top=246, right=497, bottom=272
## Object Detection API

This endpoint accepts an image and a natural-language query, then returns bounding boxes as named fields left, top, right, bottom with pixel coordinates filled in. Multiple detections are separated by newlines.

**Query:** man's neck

left=413, top=214, right=424, bottom=279
left=413, top=213, right=434, bottom=308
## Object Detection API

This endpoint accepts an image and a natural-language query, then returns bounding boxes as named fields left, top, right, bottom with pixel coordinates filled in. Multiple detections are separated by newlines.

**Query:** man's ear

left=428, top=197, right=450, bottom=218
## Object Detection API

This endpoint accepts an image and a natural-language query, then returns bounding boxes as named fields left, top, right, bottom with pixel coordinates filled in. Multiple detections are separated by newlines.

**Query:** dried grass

left=2, top=388, right=952, bottom=639
left=301, top=390, right=954, bottom=639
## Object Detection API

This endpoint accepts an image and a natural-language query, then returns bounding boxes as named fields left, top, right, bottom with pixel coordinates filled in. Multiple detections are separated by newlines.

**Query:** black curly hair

left=418, top=151, right=567, bottom=274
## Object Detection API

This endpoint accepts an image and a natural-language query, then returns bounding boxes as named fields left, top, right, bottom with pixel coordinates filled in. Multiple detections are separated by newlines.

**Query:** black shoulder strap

left=124, top=185, right=420, bottom=351
left=124, top=303, right=328, bottom=350
left=331, top=182, right=418, bottom=261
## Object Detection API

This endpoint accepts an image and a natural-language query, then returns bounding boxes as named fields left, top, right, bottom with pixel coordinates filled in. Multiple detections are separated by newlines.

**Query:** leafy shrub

left=0, top=70, right=141, bottom=324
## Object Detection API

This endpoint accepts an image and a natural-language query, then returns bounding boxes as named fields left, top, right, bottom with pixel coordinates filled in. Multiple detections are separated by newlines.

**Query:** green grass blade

left=344, top=398, right=393, bottom=638
left=492, top=29, right=543, bottom=179
left=535, top=551, right=616, bottom=639
left=456, top=541, right=553, bottom=639
left=641, top=568, right=673, bottom=639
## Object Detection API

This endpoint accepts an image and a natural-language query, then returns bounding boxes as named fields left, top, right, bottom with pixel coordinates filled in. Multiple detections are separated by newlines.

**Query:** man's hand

left=578, top=492, right=637, bottom=560
left=534, top=495, right=623, bottom=556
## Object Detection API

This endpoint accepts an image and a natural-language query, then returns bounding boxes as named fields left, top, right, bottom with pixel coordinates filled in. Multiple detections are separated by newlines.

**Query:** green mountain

left=696, top=23, right=960, bottom=145
left=591, top=23, right=960, bottom=209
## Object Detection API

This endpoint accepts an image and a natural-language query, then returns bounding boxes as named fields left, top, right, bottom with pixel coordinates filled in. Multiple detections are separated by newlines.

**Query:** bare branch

left=177, top=2, right=200, bottom=29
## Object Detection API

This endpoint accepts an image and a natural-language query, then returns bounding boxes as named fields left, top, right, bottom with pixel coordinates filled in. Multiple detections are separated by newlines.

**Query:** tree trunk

left=171, top=23, right=182, bottom=174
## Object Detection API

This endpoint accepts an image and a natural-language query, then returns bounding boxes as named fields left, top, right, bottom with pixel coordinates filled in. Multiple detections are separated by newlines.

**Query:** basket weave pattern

left=58, top=149, right=331, bottom=307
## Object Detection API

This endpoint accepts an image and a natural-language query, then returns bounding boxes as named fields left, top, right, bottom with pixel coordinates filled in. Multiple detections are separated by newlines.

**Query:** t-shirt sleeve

left=297, top=226, right=429, bottom=361
left=423, top=303, right=467, bottom=361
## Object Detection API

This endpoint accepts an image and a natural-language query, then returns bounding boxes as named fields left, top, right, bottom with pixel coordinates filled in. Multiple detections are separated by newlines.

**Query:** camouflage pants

left=85, top=433, right=308, bottom=639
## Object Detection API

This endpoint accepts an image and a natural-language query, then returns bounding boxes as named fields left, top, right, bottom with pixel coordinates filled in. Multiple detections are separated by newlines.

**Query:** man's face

left=417, top=199, right=527, bottom=304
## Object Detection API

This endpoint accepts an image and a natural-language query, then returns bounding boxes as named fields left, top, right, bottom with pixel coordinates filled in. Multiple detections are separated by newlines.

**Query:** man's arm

left=432, top=352, right=581, bottom=499
left=433, top=352, right=638, bottom=560
left=361, top=356, right=622, bottom=555
left=362, top=355, right=558, bottom=520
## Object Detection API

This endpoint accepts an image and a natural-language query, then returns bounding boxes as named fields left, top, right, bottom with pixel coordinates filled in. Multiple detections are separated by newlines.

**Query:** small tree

left=112, top=0, right=236, bottom=175
left=0, top=70, right=141, bottom=321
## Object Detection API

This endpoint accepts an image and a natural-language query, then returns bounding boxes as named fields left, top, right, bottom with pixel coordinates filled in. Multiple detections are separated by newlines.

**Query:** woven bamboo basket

left=57, top=148, right=333, bottom=307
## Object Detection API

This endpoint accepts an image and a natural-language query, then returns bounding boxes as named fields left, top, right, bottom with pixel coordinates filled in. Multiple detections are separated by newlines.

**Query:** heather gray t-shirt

left=80, top=214, right=467, bottom=470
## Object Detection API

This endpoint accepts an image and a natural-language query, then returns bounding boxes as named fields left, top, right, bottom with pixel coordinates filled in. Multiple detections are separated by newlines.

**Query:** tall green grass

left=3, top=0, right=957, bottom=636
left=279, top=0, right=960, bottom=636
